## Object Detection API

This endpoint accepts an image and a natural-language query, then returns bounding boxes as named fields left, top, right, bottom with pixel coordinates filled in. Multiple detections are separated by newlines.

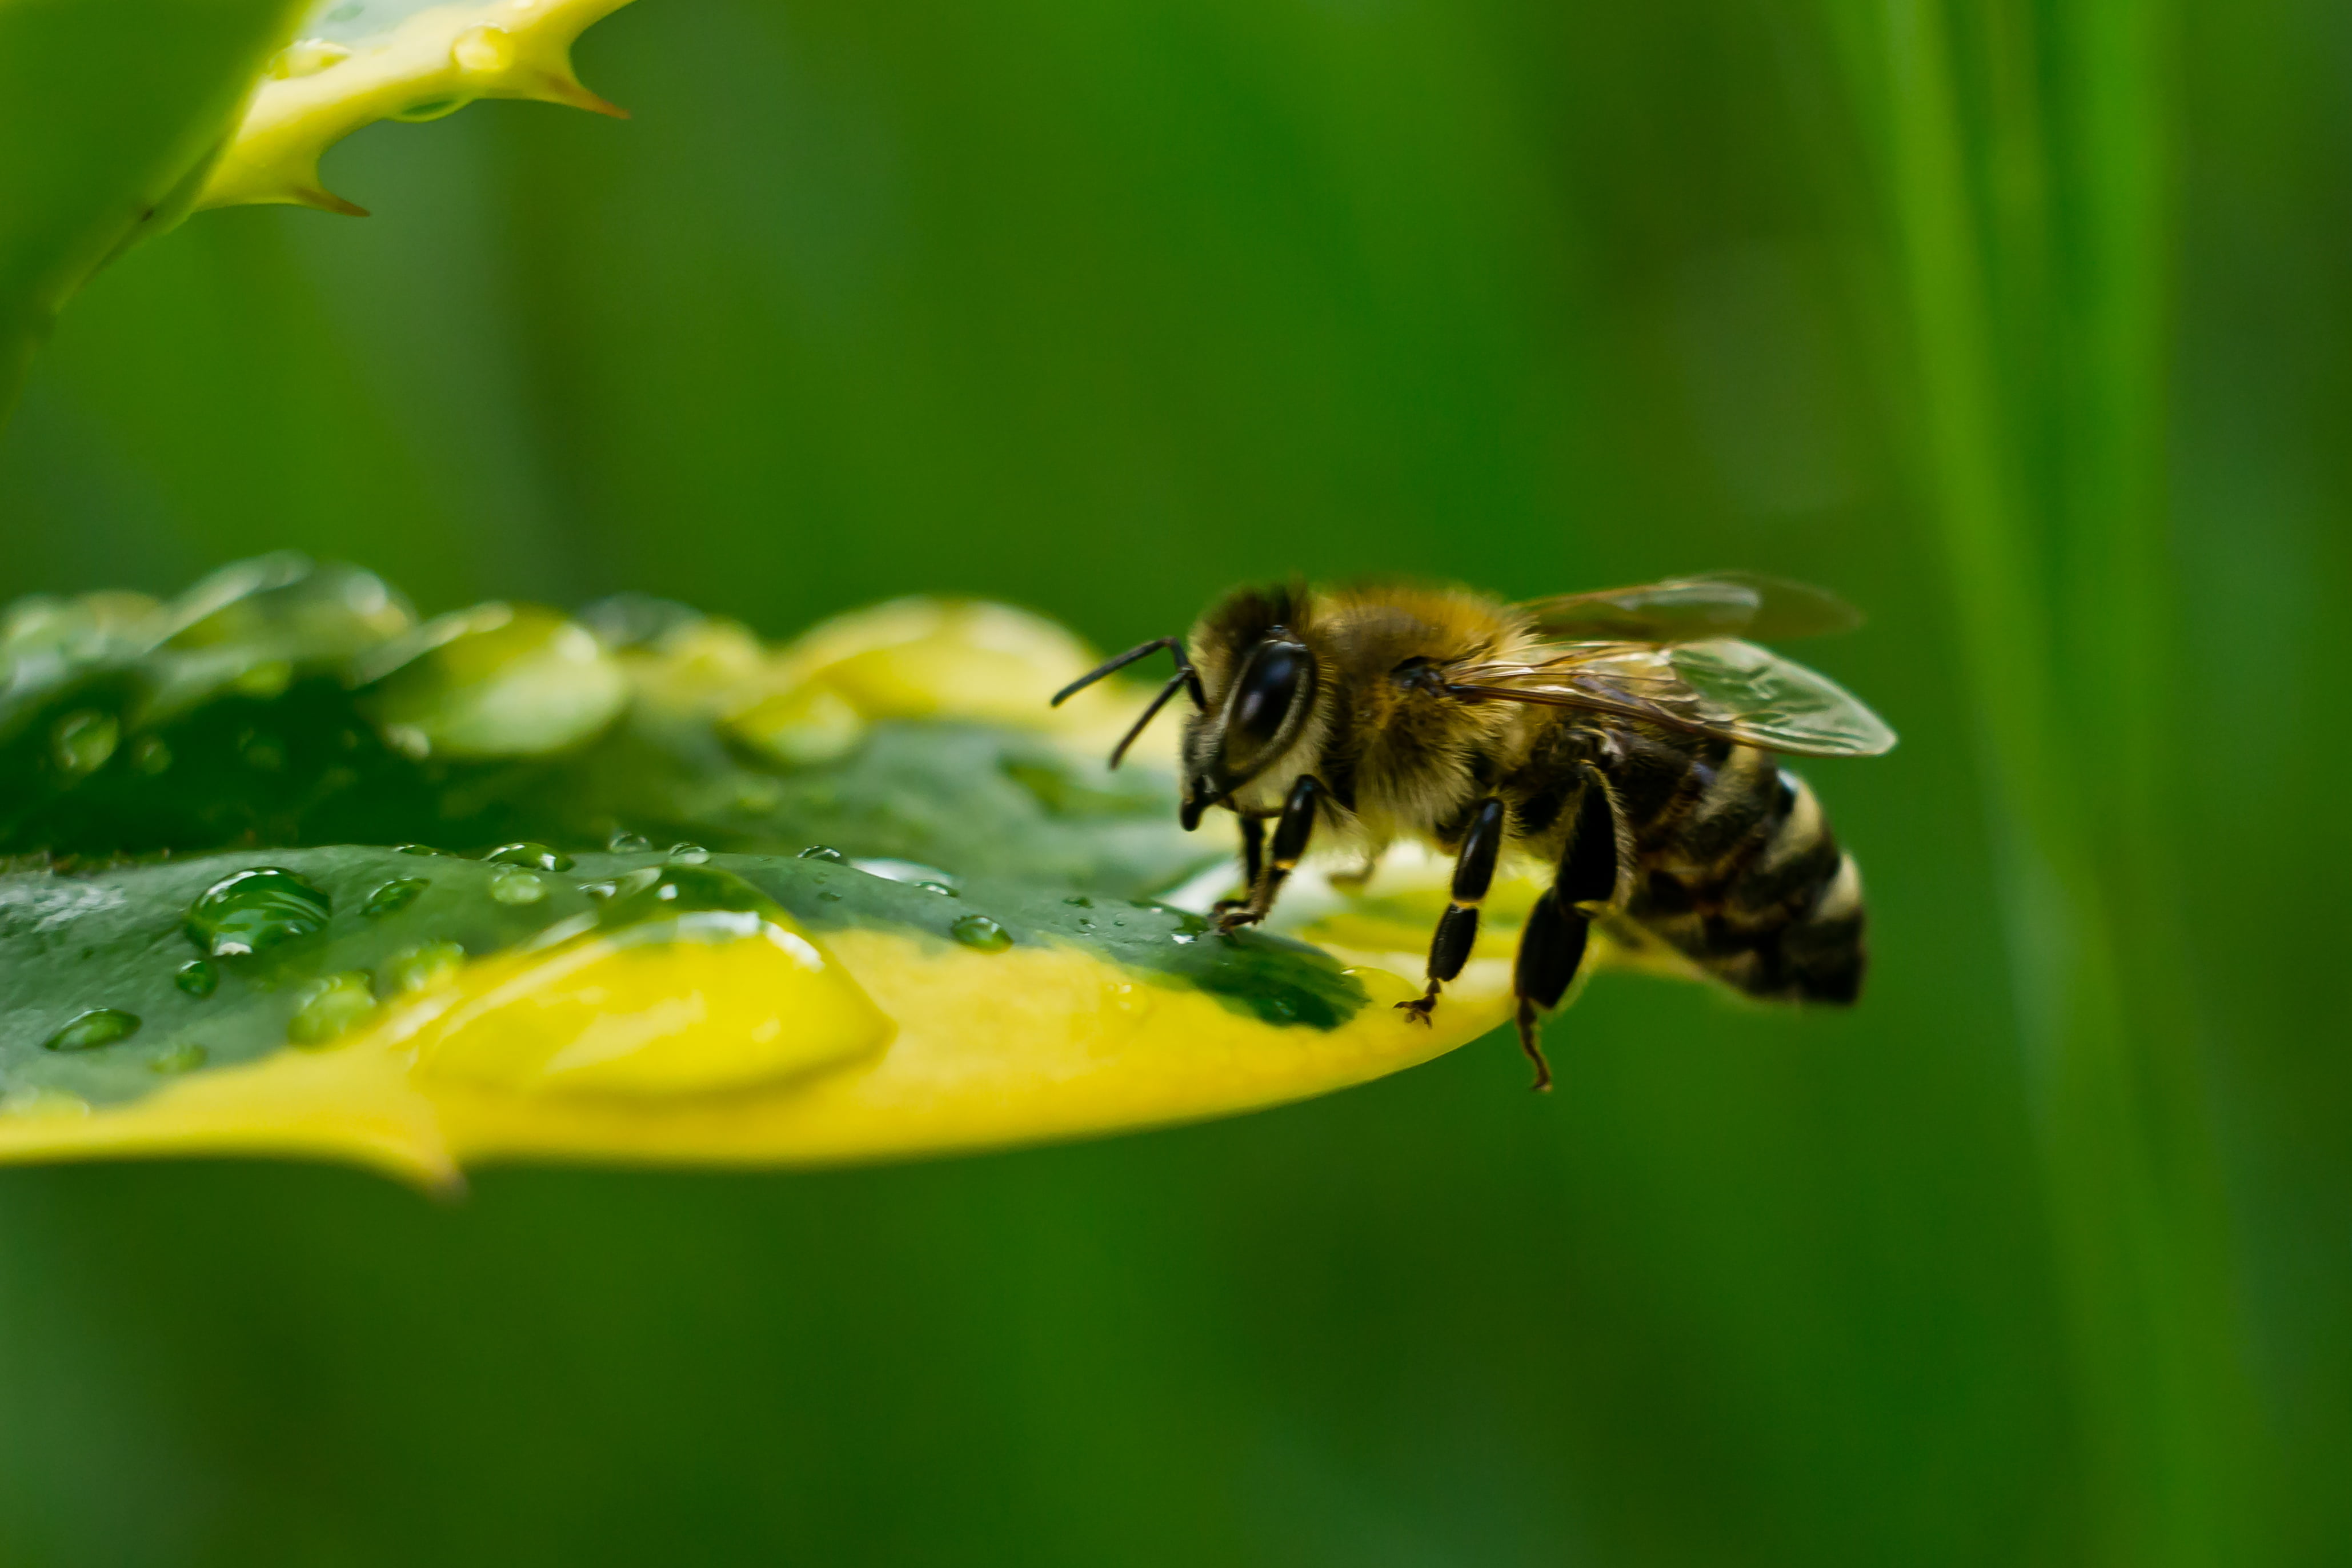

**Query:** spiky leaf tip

left=200, top=0, right=635, bottom=216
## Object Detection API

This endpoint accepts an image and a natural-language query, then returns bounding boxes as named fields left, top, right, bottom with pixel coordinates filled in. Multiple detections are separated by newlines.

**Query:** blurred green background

left=1, top=0, right=2346, bottom=1563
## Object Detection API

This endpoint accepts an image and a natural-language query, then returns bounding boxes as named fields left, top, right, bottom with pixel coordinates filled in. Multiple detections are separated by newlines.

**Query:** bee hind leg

left=1508, top=777, right=1623, bottom=1090
left=1400, top=798, right=1505, bottom=1025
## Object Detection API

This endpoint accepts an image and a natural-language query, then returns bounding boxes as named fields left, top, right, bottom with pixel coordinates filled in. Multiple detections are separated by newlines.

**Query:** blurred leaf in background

left=0, top=0, right=2346, bottom=1565
left=0, top=0, right=304, bottom=411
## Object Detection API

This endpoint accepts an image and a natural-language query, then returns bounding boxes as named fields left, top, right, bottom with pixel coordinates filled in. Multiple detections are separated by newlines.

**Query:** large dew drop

left=416, top=864, right=891, bottom=1098
left=483, top=843, right=572, bottom=872
left=186, top=868, right=331, bottom=958
left=43, top=1009, right=141, bottom=1052
left=363, top=878, right=428, bottom=917
left=358, top=604, right=625, bottom=760
left=488, top=869, right=548, bottom=906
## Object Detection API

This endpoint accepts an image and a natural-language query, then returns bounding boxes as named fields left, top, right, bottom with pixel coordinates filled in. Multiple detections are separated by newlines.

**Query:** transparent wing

left=1445, top=638, right=1897, bottom=757
left=1517, top=572, right=1863, bottom=644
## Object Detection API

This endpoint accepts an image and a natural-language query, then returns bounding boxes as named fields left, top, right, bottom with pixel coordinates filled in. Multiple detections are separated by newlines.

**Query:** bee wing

left=1517, top=572, right=1864, bottom=644
left=1445, top=639, right=1897, bottom=757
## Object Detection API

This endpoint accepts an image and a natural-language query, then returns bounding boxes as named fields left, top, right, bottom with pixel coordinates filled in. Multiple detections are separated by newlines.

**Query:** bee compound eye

left=1225, top=637, right=1310, bottom=765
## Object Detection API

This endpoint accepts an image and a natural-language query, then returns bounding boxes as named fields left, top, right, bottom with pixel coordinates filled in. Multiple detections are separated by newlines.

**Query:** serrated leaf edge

left=199, top=0, right=635, bottom=215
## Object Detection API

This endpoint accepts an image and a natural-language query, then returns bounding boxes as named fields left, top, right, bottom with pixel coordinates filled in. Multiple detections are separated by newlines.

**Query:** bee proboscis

left=1053, top=572, right=1896, bottom=1090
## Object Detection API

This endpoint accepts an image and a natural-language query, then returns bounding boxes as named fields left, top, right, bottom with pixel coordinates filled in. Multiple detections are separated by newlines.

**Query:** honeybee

left=1053, top=573, right=1896, bottom=1089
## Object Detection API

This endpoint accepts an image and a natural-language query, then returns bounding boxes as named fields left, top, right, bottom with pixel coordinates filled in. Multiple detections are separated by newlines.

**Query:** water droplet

left=50, top=709, right=118, bottom=775
left=384, top=941, right=466, bottom=994
left=363, top=878, right=427, bottom=917
left=724, top=683, right=865, bottom=767
left=1261, top=997, right=1298, bottom=1022
left=395, top=843, right=450, bottom=857
left=1063, top=896, right=1093, bottom=908
left=267, top=37, right=350, bottom=78
left=175, top=960, right=219, bottom=997
left=594, top=864, right=783, bottom=928
left=289, top=972, right=375, bottom=1045
left=43, top=1008, right=140, bottom=1051
left=951, top=915, right=1012, bottom=953
left=668, top=843, right=711, bottom=865
left=130, top=735, right=173, bottom=774
left=914, top=881, right=959, bottom=897
left=607, top=829, right=652, bottom=853
left=413, top=892, right=889, bottom=1099
left=817, top=891, right=842, bottom=903
left=149, top=1042, right=207, bottom=1074
left=450, top=23, right=514, bottom=74
left=489, top=869, right=548, bottom=905
left=796, top=845, right=844, bottom=863
left=358, top=605, right=624, bottom=759
left=186, top=868, right=331, bottom=958
left=483, top=841, right=572, bottom=872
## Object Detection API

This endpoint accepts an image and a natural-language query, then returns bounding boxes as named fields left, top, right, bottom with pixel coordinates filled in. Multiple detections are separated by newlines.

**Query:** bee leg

left=1216, top=775, right=1323, bottom=931
left=1400, top=798, right=1505, bottom=1025
left=1509, top=779, right=1622, bottom=1092
left=1212, top=816, right=1266, bottom=920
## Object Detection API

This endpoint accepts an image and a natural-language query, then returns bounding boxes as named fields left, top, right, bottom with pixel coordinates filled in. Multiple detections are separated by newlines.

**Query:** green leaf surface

left=1, top=556, right=1212, bottom=896
left=0, top=845, right=1369, bottom=1108
left=0, top=558, right=1520, bottom=1178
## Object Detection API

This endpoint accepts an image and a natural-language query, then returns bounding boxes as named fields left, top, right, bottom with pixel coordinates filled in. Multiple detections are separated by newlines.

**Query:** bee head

left=1181, top=585, right=1324, bottom=822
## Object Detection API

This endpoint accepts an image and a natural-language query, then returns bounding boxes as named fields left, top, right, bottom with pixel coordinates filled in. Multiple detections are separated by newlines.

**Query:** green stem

left=1848, top=0, right=2261, bottom=1561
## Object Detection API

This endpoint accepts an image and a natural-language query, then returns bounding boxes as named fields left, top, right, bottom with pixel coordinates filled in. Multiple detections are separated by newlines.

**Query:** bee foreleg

left=1509, top=779, right=1624, bottom=1092
left=1399, top=797, right=1505, bottom=1025
left=1216, top=775, right=1323, bottom=931
left=1213, top=816, right=1267, bottom=920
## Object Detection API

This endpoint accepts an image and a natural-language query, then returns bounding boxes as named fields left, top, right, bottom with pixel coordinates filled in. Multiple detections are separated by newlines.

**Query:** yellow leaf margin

left=0, top=927, right=1510, bottom=1189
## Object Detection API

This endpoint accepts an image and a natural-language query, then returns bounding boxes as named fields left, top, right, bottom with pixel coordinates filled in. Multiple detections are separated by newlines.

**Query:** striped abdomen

left=1599, top=727, right=1865, bottom=1003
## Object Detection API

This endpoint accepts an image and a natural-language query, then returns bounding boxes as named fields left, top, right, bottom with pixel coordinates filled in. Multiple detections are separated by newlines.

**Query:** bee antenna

left=1107, top=669, right=1194, bottom=769
left=1050, top=635, right=1205, bottom=709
